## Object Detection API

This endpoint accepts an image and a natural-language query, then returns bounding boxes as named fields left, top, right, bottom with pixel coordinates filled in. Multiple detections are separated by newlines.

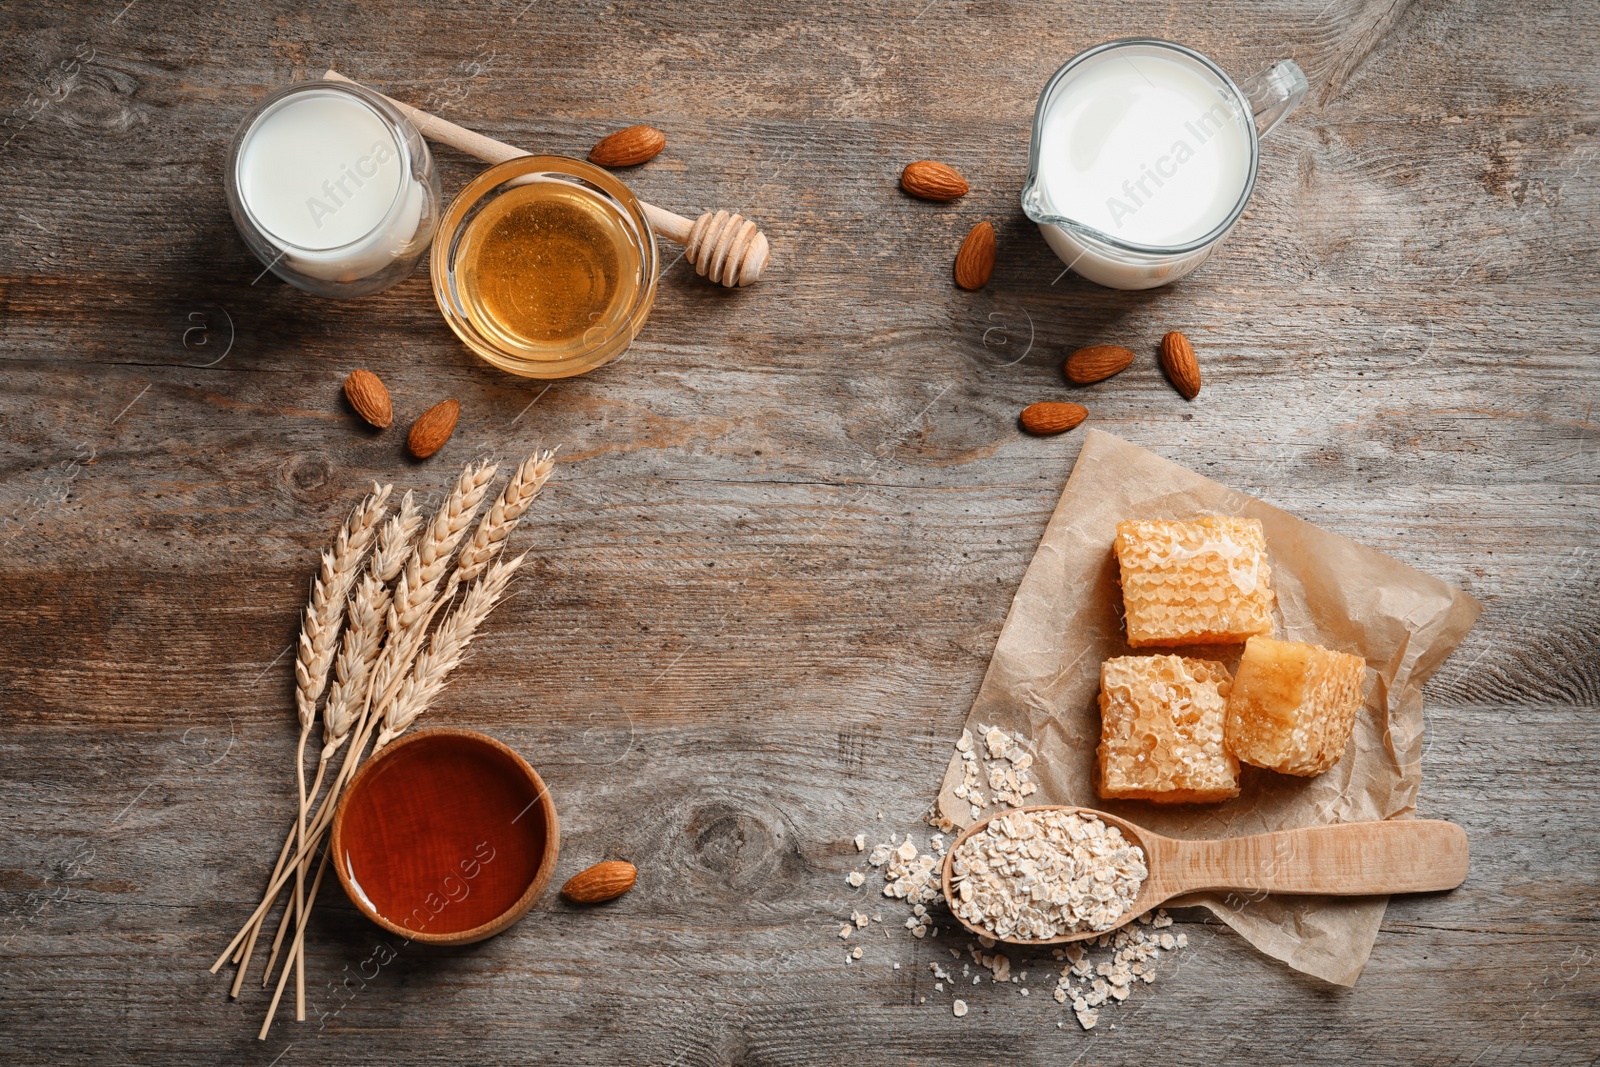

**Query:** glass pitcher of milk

left=1022, top=39, right=1307, bottom=290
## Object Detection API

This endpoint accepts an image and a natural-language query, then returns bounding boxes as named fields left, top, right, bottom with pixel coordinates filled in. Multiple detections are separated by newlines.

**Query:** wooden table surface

left=2, top=1, right=1595, bottom=1064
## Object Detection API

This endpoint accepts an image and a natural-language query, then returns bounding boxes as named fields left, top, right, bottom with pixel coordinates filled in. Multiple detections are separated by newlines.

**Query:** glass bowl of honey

left=431, top=155, right=659, bottom=378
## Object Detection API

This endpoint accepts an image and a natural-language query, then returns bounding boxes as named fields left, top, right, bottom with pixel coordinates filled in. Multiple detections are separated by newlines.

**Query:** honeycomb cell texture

left=1114, top=517, right=1276, bottom=647
left=1225, top=635, right=1367, bottom=777
left=1097, top=655, right=1239, bottom=804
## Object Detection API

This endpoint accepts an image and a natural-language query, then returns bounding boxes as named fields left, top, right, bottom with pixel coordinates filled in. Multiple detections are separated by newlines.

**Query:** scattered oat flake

left=838, top=925, right=851, bottom=940
left=847, top=871, right=865, bottom=887
left=854, top=834, right=866, bottom=852
left=851, top=946, right=863, bottom=960
left=952, top=999, right=968, bottom=1018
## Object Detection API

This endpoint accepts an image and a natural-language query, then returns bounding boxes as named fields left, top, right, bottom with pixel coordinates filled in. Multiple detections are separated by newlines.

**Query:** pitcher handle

left=1238, top=59, right=1307, bottom=139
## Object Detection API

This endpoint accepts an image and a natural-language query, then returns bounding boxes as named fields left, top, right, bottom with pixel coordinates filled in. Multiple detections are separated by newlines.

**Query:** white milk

left=1025, top=45, right=1258, bottom=289
left=1037, top=51, right=1251, bottom=246
left=235, top=89, right=424, bottom=281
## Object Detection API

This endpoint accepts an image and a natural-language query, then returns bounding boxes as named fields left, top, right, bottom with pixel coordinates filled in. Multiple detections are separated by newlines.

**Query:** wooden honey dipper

left=323, top=70, right=770, bottom=287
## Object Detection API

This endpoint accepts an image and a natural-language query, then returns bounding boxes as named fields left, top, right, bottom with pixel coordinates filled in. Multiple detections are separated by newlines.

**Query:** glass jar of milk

left=226, top=81, right=442, bottom=297
left=1022, top=39, right=1306, bottom=290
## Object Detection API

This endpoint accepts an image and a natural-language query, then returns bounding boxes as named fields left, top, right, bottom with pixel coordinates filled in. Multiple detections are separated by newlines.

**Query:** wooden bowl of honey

left=330, top=728, right=559, bottom=945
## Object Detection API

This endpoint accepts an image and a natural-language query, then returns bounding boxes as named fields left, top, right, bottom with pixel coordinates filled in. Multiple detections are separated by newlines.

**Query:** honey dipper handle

left=324, top=69, right=526, bottom=165
left=322, top=70, right=767, bottom=286
left=1157, top=819, right=1469, bottom=898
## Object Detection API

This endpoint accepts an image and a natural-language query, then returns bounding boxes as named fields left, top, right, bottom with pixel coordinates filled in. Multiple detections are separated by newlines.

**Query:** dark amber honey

left=335, top=731, right=550, bottom=938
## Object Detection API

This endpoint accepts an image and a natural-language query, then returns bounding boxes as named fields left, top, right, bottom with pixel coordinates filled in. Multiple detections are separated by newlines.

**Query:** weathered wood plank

left=0, top=0, right=1596, bottom=1063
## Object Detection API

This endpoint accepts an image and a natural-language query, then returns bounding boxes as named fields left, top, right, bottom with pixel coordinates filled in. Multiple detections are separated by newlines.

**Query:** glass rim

left=228, top=81, right=417, bottom=255
left=1021, top=37, right=1261, bottom=257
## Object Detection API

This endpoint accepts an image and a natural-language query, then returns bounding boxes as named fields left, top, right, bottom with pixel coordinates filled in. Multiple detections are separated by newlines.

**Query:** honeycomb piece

left=1114, top=517, right=1276, bottom=647
left=1097, top=655, right=1238, bottom=804
left=1225, top=636, right=1367, bottom=776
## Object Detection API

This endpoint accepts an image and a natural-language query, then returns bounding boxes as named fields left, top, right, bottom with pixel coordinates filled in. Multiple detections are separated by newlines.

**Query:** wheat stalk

left=281, top=482, right=388, bottom=1019
left=261, top=462, right=537, bottom=1039
left=258, top=493, right=419, bottom=1000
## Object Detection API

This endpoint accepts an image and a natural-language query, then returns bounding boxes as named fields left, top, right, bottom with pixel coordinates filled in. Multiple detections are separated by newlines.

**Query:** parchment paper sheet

left=935, top=430, right=1481, bottom=986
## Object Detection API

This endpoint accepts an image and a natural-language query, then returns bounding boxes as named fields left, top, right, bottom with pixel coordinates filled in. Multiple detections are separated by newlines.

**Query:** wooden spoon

left=322, top=70, right=771, bottom=288
left=939, top=805, right=1469, bottom=946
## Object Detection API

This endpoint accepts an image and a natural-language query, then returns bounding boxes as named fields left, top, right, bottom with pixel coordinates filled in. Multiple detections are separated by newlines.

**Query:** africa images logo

left=306, top=139, right=396, bottom=230
left=1105, top=99, right=1236, bottom=230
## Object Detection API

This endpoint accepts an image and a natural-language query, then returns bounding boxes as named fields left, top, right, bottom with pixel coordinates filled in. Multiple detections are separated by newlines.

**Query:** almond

left=561, top=860, right=637, bottom=904
left=954, top=221, right=996, bottom=290
left=900, top=160, right=969, bottom=201
left=588, top=125, right=666, bottom=168
left=343, top=369, right=392, bottom=429
left=1064, top=344, right=1135, bottom=385
left=1019, top=401, right=1088, bottom=436
left=407, top=398, right=460, bottom=459
left=1159, top=331, right=1201, bottom=399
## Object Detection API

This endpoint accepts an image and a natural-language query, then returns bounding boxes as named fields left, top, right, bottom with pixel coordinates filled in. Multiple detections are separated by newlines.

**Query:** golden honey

left=454, top=179, right=643, bottom=363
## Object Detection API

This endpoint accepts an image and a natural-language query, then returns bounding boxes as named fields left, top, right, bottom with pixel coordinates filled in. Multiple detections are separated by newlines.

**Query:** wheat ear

left=453, top=449, right=556, bottom=589
left=362, top=460, right=499, bottom=731
left=377, top=552, right=527, bottom=747
left=294, top=483, right=390, bottom=729
left=386, top=448, right=556, bottom=706
left=322, top=490, right=422, bottom=760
